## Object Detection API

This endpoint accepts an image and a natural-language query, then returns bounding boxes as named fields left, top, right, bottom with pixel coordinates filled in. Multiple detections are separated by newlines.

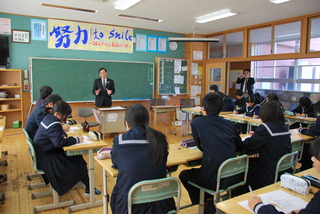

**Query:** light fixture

left=168, top=37, right=219, bottom=42
left=118, top=14, right=163, bottom=22
left=114, top=0, right=141, bottom=10
left=195, top=9, right=237, bottom=23
left=41, top=3, right=98, bottom=13
left=269, top=0, right=291, bottom=4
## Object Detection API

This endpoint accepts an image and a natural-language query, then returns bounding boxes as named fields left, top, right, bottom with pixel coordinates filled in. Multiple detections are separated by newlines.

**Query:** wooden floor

left=0, top=114, right=201, bottom=214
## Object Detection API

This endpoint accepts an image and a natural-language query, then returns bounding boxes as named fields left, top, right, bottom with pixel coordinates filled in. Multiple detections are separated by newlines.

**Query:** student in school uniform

left=298, top=100, right=320, bottom=170
left=290, top=96, right=316, bottom=129
left=33, top=101, right=101, bottom=196
left=35, top=85, right=53, bottom=107
left=234, top=90, right=246, bottom=112
left=110, top=104, right=176, bottom=214
left=25, top=94, right=62, bottom=141
left=209, top=84, right=235, bottom=111
left=266, top=93, right=284, bottom=112
left=179, top=93, right=242, bottom=213
left=248, top=136, right=320, bottom=214
left=233, top=101, right=292, bottom=196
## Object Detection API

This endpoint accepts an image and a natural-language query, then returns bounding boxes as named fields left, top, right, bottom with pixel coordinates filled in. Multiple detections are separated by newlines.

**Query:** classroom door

left=205, top=62, right=228, bottom=94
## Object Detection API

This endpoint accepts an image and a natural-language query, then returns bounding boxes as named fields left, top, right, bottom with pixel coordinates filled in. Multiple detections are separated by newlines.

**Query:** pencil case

left=97, top=147, right=112, bottom=160
left=280, top=173, right=310, bottom=195
left=180, top=138, right=196, bottom=147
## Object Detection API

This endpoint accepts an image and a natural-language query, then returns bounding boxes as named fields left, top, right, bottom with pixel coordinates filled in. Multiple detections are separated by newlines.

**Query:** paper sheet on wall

left=175, top=87, right=180, bottom=95
left=191, top=85, right=201, bottom=96
left=174, top=60, right=182, bottom=73
left=174, top=75, right=184, bottom=84
left=193, top=51, right=203, bottom=60
left=192, top=63, right=199, bottom=75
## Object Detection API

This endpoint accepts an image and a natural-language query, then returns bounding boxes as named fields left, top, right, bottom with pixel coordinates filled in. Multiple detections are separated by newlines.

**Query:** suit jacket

left=236, top=77, right=255, bottom=96
left=92, top=78, right=115, bottom=107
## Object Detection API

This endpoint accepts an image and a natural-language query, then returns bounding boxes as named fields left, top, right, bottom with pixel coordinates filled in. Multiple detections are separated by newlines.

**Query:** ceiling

left=1, top=0, right=320, bottom=35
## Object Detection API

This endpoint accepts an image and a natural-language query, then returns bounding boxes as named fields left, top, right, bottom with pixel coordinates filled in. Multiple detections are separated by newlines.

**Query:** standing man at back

left=92, top=68, right=115, bottom=107
left=236, top=68, right=255, bottom=97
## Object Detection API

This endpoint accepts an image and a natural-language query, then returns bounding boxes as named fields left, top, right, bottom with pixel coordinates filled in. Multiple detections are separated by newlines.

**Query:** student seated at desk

left=33, top=101, right=100, bottom=196
left=266, top=93, right=284, bottom=112
left=35, top=85, right=53, bottom=107
left=179, top=93, right=242, bottom=213
left=234, top=90, right=246, bottom=112
left=110, top=104, right=175, bottom=214
left=233, top=101, right=291, bottom=196
left=248, top=137, right=320, bottom=214
left=209, top=84, right=235, bottom=111
left=25, top=94, right=62, bottom=141
left=290, top=97, right=316, bottom=129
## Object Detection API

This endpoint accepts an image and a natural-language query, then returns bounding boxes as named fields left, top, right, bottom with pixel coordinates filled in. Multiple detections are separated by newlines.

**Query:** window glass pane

left=226, top=32, right=243, bottom=57
left=250, top=27, right=272, bottom=56
left=310, top=18, right=320, bottom=52
left=208, top=35, right=224, bottom=58
left=274, top=22, right=301, bottom=54
left=208, top=68, right=222, bottom=82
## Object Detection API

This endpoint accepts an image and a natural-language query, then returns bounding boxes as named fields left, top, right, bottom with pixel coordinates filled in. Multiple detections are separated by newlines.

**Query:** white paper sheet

left=71, top=135, right=93, bottom=146
left=66, top=126, right=80, bottom=133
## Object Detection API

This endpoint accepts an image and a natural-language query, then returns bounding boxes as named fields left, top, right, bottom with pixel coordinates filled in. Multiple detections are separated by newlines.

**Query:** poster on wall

left=0, top=18, right=11, bottom=35
left=31, top=19, right=47, bottom=41
left=48, top=19, right=133, bottom=53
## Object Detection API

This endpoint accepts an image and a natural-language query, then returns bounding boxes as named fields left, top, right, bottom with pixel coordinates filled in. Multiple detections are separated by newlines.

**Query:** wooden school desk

left=285, top=115, right=317, bottom=125
left=216, top=168, right=318, bottom=214
left=64, top=127, right=107, bottom=212
left=151, top=105, right=177, bottom=134
left=94, top=143, right=203, bottom=214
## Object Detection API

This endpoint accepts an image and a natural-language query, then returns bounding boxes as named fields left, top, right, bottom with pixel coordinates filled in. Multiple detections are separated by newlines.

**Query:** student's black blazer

left=92, top=78, right=115, bottom=107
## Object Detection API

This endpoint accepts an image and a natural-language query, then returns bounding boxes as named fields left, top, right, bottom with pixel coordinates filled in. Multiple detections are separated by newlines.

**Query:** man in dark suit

left=236, top=68, right=255, bottom=97
left=92, top=68, right=115, bottom=107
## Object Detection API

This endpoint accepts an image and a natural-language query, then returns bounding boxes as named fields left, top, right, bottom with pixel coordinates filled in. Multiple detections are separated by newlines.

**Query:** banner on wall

left=48, top=19, right=133, bottom=53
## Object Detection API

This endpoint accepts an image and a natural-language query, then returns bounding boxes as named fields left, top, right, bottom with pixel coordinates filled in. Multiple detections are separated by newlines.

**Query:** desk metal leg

left=172, top=110, right=176, bottom=135
left=103, top=169, right=108, bottom=214
left=153, top=111, right=157, bottom=128
left=183, top=112, right=191, bottom=137
left=68, top=149, right=103, bottom=212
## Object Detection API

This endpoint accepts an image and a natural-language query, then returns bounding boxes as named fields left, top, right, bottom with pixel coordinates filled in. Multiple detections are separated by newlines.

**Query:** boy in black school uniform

left=209, top=84, right=235, bottom=111
left=179, top=92, right=242, bottom=213
left=234, top=90, right=246, bottom=112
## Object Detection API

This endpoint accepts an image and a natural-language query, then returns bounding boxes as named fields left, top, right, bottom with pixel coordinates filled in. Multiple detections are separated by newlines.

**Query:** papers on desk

left=0, top=127, right=3, bottom=131
left=229, top=114, right=246, bottom=118
left=99, top=106, right=125, bottom=110
left=242, top=136, right=250, bottom=141
left=66, top=126, right=80, bottom=133
left=296, top=116, right=315, bottom=120
left=71, top=136, right=93, bottom=146
left=238, top=190, right=308, bottom=213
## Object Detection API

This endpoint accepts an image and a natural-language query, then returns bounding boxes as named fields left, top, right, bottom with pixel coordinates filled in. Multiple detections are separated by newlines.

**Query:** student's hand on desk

left=78, top=135, right=84, bottom=143
left=233, top=110, right=238, bottom=114
left=249, top=131, right=254, bottom=136
left=95, top=89, right=101, bottom=95
left=248, top=196, right=262, bottom=210
left=63, top=124, right=70, bottom=132
left=253, top=115, right=259, bottom=119
left=290, top=209, right=301, bottom=214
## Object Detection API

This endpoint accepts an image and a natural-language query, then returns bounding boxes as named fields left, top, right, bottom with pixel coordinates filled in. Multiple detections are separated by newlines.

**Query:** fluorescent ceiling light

left=269, top=0, right=291, bottom=4
left=114, top=0, right=141, bottom=10
left=195, top=9, right=237, bottom=23
left=168, top=37, right=219, bottom=42
left=118, top=14, right=163, bottom=22
left=41, top=3, right=98, bottom=13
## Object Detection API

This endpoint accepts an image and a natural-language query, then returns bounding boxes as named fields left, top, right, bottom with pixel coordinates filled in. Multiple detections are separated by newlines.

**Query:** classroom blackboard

left=30, top=58, right=154, bottom=102
left=157, top=58, right=188, bottom=95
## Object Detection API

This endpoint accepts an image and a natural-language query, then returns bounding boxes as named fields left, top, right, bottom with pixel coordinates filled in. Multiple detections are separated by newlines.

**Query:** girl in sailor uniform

left=234, top=101, right=292, bottom=195
left=110, top=104, right=175, bottom=214
left=33, top=101, right=100, bottom=196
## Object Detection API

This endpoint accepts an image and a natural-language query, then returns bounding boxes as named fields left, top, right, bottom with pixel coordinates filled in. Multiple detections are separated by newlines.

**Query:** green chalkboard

left=157, top=58, right=188, bottom=95
left=30, top=57, right=154, bottom=102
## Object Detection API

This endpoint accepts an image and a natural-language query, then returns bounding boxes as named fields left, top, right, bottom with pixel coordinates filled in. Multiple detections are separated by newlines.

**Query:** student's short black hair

left=267, top=93, right=280, bottom=102
left=243, top=68, right=250, bottom=73
left=314, top=100, right=320, bottom=115
left=209, top=85, right=219, bottom=92
left=52, top=100, right=72, bottom=123
left=202, top=92, right=223, bottom=116
left=310, top=137, right=320, bottom=161
left=98, top=68, right=107, bottom=73
left=44, top=94, right=62, bottom=106
left=39, top=86, right=53, bottom=99
left=246, top=95, right=256, bottom=104
left=260, top=101, right=285, bottom=124
left=236, top=90, right=243, bottom=96
left=299, top=97, right=312, bottom=108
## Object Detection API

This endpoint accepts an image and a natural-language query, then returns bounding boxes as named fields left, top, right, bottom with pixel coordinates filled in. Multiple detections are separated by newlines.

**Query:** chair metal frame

left=189, top=155, right=249, bottom=214
left=128, top=177, right=181, bottom=214
left=274, top=151, right=299, bottom=183
left=291, top=140, right=304, bottom=162
left=23, top=129, right=75, bottom=213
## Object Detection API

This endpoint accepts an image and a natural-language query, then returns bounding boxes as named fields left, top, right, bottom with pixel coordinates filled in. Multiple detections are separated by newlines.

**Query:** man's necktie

left=103, top=79, right=106, bottom=90
left=243, top=78, right=248, bottom=93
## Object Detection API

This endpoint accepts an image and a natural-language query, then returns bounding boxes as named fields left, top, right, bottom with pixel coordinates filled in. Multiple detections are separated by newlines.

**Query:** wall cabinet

left=0, top=69, right=23, bottom=129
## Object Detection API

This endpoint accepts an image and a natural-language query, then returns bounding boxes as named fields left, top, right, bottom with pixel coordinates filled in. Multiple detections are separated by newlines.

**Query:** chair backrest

left=128, top=177, right=181, bottom=214
left=180, top=99, right=195, bottom=109
left=216, top=155, right=249, bottom=193
left=78, top=107, right=94, bottom=121
left=23, top=129, right=44, bottom=174
left=150, top=99, right=166, bottom=107
left=92, top=108, right=102, bottom=124
left=274, top=151, right=299, bottom=183
left=291, top=141, right=304, bottom=161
